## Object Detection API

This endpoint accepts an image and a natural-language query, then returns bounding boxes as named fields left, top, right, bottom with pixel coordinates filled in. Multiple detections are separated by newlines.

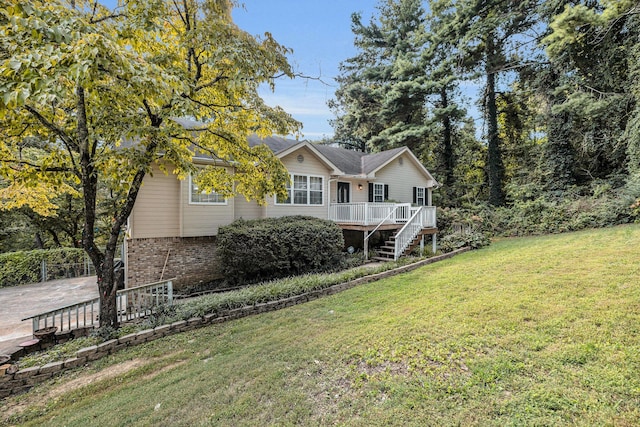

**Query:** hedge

left=217, top=216, right=345, bottom=285
left=0, top=248, right=86, bottom=288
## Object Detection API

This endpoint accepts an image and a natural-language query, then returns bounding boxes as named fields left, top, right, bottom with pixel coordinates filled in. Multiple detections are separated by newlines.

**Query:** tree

left=422, top=1, right=469, bottom=205
left=330, top=0, right=430, bottom=154
left=0, top=0, right=299, bottom=328
left=435, top=0, right=541, bottom=205
left=543, top=0, right=640, bottom=181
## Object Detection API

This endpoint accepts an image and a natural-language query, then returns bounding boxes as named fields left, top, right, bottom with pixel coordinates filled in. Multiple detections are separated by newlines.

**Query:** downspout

left=124, top=217, right=130, bottom=287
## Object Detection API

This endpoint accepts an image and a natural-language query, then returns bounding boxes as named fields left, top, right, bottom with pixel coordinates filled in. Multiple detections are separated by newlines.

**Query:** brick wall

left=125, top=236, right=222, bottom=289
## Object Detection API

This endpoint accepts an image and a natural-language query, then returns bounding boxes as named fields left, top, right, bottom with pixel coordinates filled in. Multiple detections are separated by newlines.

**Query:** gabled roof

left=360, top=147, right=406, bottom=175
left=248, top=135, right=344, bottom=175
left=247, top=135, right=437, bottom=185
left=313, top=145, right=365, bottom=175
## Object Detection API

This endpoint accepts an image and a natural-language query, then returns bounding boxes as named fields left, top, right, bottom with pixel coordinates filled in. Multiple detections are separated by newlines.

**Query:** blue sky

left=233, top=1, right=379, bottom=140
left=99, top=0, right=379, bottom=140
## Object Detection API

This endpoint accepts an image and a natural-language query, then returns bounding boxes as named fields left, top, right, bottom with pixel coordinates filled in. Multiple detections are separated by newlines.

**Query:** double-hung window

left=277, top=174, right=323, bottom=205
left=373, top=183, right=385, bottom=202
left=190, top=170, right=226, bottom=205
left=368, top=182, right=388, bottom=202
left=413, top=186, right=427, bottom=206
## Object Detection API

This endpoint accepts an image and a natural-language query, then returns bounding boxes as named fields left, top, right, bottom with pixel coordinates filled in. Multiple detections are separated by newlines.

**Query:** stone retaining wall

left=0, top=247, right=469, bottom=399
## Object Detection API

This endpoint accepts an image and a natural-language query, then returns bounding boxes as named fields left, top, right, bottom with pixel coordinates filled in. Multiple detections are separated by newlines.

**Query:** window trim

left=369, top=182, right=388, bottom=203
left=373, top=183, right=385, bottom=203
left=275, top=173, right=325, bottom=206
left=413, top=186, right=427, bottom=206
left=189, top=170, right=228, bottom=205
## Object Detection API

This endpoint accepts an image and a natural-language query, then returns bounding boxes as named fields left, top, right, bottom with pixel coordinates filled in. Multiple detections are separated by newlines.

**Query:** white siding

left=181, top=166, right=235, bottom=237
left=129, top=164, right=180, bottom=238
left=373, top=154, right=433, bottom=204
left=330, top=180, right=369, bottom=203
left=234, top=197, right=265, bottom=220
left=266, top=146, right=331, bottom=219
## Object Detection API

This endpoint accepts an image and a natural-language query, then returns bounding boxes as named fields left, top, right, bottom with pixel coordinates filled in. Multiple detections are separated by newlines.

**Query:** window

left=413, top=186, right=427, bottom=206
left=189, top=171, right=226, bottom=205
left=277, top=174, right=323, bottom=205
left=368, top=183, right=389, bottom=202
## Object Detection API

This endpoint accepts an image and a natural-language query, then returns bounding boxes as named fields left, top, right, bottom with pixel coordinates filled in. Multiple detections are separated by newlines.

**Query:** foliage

left=330, top=0, right=428, bottom=153
left=6, top=225, right=640, bottom=425
left=0, top=247, right=85, bottom=288
left=146, top=257, right=417, bottom=327
left=436, top=206, right=490, bottom=251
left=217, top=216, right=345, bottom=285
left=0, top=0, right=299, bottom=327
left=480, top=181, right=640, bottom=237
left=16, top=336, right=100, bottom=369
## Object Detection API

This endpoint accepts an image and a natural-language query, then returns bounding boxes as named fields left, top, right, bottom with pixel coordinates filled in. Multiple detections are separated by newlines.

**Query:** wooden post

left=420, top=235, right=424, bottom=254
left=364, top=230, right=369, bottom=260
left=432, top=233, right=437, bottom=254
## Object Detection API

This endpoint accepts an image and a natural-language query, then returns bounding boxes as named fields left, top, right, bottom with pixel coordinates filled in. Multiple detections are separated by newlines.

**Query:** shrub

left=217, top=216, right=345, bottom=285
left=437, top=207, right=491, bottom=252
left=0, top=247, right=86, bottom=288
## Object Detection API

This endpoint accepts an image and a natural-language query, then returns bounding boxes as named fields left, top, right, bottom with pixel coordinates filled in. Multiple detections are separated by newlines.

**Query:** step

left=371, top=256, right=394, bottom=262
left=377, top=252, right=394, bottom=258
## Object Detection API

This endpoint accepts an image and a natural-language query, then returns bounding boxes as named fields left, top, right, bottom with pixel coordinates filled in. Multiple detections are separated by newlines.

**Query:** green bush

left=0, top=247, right=86, bottom=288
left=145, top=258, right=416, bottom=328
left=437, top=207, right=491, bottom=252
left=465, top=178, right=640, bottom=238
left=217, top=216, right=345, bottom=285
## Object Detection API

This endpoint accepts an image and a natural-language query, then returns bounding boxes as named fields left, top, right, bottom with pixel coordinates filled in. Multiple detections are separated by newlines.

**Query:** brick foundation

left=125, top=236, right=222, bottom=290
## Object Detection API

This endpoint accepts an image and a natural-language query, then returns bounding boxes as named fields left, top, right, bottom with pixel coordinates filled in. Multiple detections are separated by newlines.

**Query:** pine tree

left=330, top=0, right=429, bottom=154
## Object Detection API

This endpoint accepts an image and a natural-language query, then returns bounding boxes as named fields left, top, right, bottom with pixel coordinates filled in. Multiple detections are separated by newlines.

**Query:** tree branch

left=22, top=105, right=78, bottom=151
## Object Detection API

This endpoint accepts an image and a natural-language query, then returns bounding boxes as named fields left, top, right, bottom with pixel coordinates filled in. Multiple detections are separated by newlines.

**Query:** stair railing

left=393, top=207, right=434, bottom=260
left=364, top=206, right=400, bottom=260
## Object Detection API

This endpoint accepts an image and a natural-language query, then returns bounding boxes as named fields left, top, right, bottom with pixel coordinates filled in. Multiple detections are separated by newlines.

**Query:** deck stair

left=372, top=229, right=432, bottom=262
left=358, top=205, right=436, bottom=262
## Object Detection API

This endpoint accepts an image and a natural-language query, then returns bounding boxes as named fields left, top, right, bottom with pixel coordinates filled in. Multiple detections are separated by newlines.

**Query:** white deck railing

left=329, top=203, right=412, bottom=225
left=23, top=279, right=174, bottom=334
left=394, top=207, right=437, bottom=259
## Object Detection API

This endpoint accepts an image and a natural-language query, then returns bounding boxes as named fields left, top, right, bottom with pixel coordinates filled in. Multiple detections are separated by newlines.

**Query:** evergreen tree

left=423, top=1, right=468, bottom=205
left=330, top=0, right=429, bottom=154
left=435, top=0, right=541, bottom=205
left=543, top=0, right=639, bottom=182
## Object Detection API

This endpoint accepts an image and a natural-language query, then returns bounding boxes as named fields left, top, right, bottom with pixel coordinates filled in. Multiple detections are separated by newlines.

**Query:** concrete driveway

left=0, top=276, right=98, bottom=354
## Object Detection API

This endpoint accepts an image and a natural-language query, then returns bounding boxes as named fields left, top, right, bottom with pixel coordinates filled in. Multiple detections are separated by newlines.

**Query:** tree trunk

left=34, top=232, right=44, bottom=249
left=485, top=34, right=505, bottom=206
left=440, top=87, right=455, bottom=201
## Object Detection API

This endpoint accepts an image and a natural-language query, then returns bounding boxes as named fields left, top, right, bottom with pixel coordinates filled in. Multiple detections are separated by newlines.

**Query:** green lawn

left=5, top=225, right=640, bottom=426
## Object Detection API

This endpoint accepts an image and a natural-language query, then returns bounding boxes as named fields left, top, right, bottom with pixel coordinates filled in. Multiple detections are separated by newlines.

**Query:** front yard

left=4, top=224, right=640, bottom=426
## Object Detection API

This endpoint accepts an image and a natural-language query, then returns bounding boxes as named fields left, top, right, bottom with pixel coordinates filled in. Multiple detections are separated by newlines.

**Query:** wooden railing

left=394, top=207, right=437, bottom=260
left=329, top=203, right=412, bottom=225
left=22, top=279, right=174, bottom=334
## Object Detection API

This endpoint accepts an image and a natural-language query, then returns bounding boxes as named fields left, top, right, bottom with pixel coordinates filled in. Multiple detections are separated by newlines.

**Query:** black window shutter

left=384, top=185, right=389, bottom=201
left=413, top=187, right=417, bottom=204
left=368, top=183, right=373, bottom=202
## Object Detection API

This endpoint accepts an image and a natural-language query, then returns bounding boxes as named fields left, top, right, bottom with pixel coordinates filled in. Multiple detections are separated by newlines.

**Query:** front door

left=337, top=182, right=350, bottom=203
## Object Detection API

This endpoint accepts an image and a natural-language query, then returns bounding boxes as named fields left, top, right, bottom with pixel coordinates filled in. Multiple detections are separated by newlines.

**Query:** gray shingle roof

left=245, top=135, right=424, bottom=179
left=313, top=144, right=365, bottom=175
left=247, top=134, right=298, bottom=153
left=361, top=146, right=406, bottom=175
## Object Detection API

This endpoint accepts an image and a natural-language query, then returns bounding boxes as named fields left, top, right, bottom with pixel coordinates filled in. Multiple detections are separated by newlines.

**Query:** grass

left=4, top=225, right=640, bottom=426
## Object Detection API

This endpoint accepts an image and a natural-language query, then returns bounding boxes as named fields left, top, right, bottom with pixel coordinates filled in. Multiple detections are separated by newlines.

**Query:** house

left=124, top=135, right=439, bottom=288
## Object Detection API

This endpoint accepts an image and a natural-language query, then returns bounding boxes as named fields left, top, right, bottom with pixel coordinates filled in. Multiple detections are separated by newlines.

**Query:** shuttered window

left=368, top=183, right=389, bottom=202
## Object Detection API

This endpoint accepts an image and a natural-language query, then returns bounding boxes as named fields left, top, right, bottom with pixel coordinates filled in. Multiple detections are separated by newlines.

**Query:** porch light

left=358, top=184, right=363, bottom=190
